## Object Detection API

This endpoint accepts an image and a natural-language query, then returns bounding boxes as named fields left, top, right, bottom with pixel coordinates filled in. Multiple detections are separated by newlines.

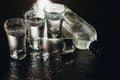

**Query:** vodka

left=24, top=10, right=45, bottom=50
left=47, top=12, right=62, bottom=33
left=44, top=4, right=75, bottom=54
left=62, top=10, right=97, bottom=50
left=46, top=12, right=63, bottom=38
left=28, top=17, right=45, bottom=50
left=44, top=3, right=65, bottom=38
left=4, top=22, right=27, bottom=60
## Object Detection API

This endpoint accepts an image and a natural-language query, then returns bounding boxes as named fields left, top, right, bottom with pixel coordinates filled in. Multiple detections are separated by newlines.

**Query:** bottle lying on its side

left=62, top=10, right=104, bottom=56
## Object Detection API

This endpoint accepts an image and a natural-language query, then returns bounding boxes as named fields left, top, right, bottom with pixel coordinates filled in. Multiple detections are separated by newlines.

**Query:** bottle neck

left=89, top=41, right=104, bottom=57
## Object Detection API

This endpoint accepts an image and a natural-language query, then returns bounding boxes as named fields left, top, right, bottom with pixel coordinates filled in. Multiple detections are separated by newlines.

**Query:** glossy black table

left=1, top=48, right=104, bottom=80
left=1, top=0, right=117, bottom=80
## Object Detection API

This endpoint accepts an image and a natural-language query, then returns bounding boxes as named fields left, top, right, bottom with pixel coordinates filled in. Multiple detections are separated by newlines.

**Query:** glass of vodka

left=24, top=10, right=46, bottom=50
left=44, top=3, right=66, bottom=38
left=4, top=18, right=27, bottom=60
left=44, top=3, right=75, bottom=54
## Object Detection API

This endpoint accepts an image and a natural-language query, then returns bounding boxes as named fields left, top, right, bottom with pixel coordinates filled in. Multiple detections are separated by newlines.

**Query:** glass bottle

left=62, top=10, right=97, bottom=50
left=62, top=10, right=104, bottom=56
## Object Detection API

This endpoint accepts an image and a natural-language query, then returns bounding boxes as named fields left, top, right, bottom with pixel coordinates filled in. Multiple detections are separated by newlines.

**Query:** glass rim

left=44, top=3, right=66, bottom=14
left=4, top=18, right=27, bottom=30
left=24, top=10, right=46, bottom=19
left=24, top=10, right=46, bottom=24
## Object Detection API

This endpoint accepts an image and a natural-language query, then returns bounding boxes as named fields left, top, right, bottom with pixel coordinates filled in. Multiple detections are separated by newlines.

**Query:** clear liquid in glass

left=46, top=12, right=63, bottom=38
left=28, top=17, right=45, bottom=50
left=7, top=24, right=26, bottom=60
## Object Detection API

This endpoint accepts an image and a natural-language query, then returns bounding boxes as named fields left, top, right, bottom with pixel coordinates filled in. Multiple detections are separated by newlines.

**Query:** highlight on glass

left=4, top=18, right=28, bottom=60
left=24, top=10, right=46, bottom=50
left=44, top=3, right=66, bottom=38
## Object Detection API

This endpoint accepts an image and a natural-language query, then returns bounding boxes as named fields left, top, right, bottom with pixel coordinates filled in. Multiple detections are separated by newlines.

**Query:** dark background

left=0, top=0, right=119, bottom=80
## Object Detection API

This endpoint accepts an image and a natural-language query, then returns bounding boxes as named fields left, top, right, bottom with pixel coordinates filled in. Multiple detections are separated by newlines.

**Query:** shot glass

left=4, top=18, right=27, bottom=60
left=44, top=3, right=66, bottom=38
left=24, top=10, right=46, bottom=50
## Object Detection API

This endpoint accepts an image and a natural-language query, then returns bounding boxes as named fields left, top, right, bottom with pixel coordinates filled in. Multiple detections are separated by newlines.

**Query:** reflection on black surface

left=7, top=59, right=28, bottom=80
left=5, top=49, right=101, bottom=80
left=26, top=50, right=45, bottom=80
left=8, top=61, right=21, bottom=80
left=6, top=49, right=77, bottom=80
